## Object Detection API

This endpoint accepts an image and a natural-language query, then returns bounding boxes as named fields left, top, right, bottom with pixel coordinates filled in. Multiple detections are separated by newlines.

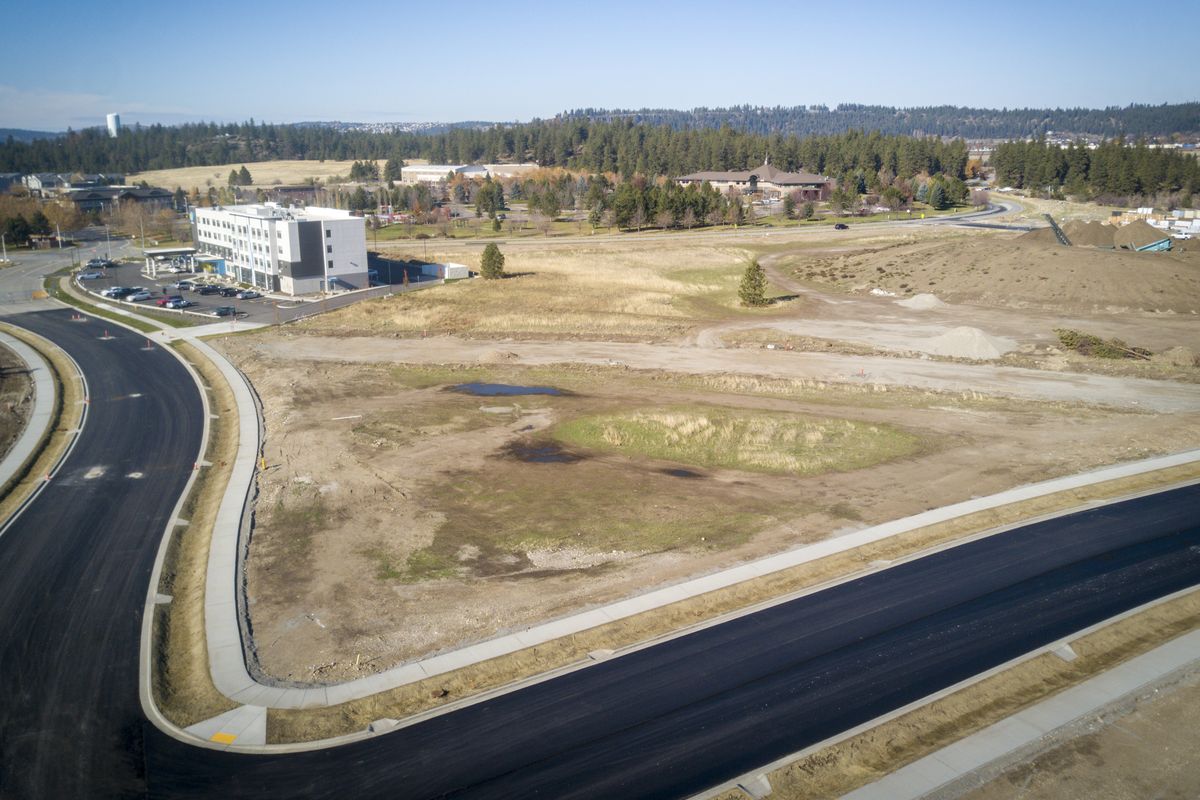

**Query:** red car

left=156, top=295, right=184, bottom=307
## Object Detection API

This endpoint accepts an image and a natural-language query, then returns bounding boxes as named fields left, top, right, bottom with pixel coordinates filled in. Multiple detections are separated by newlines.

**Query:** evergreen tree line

left=0, top=119, right=969, bottom=185
left=991, top=139, right=1199, bottom=201
left=559, top=103, right=1200, bottom=140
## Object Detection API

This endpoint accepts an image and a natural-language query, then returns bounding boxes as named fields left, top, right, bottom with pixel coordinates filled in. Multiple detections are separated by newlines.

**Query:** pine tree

left=238, top=165, right=252, bottom=185
left=738, top=259, right=768, bottom=307
left=480, top=242, right=505, bottom=279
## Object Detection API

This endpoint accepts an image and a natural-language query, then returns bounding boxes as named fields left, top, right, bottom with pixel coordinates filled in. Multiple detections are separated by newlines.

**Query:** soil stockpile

left=1114, top=220, right=1169, bottom=250
left=896, top=293, right=946, bottom=310
left=1019, top=227, right=1059, bottom=244
left=1062, top=220, right=1117, bottom=247
left=922, top=326, right=1016, bottom=359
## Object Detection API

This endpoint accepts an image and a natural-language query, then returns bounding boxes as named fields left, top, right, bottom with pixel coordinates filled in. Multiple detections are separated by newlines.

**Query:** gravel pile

left=896, top=293, right=946, bottom=310
left=922, top=326, right=1017, bottom=360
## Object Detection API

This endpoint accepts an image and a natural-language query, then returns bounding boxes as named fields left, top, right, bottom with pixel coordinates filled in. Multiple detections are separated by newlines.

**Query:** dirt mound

left=1019, top=227, right=1059, bottom=244
left=922, top=326, right=1016, bottom=360
left=804, top=236, right=1200, bottom=315
left=896, top=293, right=946, bottom=310
left=1114, top=220, right=1168, bottom=250
left=1062, top=220, right=1117, bottom=248
left=1151, top=346, right=1197, bottom=367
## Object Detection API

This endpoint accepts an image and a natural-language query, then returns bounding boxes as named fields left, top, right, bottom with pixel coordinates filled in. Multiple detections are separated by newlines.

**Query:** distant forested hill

left=0, top=128, right=63, bottom=144
left=558, top=104, right=1200, bottom=140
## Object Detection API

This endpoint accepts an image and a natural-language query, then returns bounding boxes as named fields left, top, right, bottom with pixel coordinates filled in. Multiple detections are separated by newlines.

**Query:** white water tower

left=106, top=113, right=121, bottom=138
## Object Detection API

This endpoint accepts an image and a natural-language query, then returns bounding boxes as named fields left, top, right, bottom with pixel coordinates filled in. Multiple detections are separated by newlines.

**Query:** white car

left=77, top=271, right=103, bottom=280
left=126, top=290, right=152, bottom=302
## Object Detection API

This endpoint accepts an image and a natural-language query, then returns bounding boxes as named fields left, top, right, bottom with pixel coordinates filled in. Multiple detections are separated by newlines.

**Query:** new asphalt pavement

left=0, top=305, right=1197, bottom=799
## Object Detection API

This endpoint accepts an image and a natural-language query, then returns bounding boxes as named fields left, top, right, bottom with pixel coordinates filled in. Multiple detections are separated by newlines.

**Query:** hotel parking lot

left=71, top=260, right=441, bottom=325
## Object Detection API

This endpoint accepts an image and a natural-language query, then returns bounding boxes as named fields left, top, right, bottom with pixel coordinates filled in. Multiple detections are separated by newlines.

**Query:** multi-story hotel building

left=191, top=203, right=368, bottom=295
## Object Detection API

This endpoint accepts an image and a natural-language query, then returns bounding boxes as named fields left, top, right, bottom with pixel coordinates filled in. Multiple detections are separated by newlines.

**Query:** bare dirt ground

left=216, top=334, right=1200, bottom=683
left=0, top=342, right=33, bottom=465
left=955, top=665, right=1200, bottom=800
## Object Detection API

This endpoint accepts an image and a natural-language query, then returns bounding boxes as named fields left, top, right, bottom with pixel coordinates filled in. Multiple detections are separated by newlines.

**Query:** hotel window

left=326, top=244, right=332, bottom=253
left=325, top=229, right=331, bottom=238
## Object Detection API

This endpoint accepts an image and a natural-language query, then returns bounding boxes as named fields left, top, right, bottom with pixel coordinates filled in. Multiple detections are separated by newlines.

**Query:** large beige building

left=676, top=160, right=832, bottom=200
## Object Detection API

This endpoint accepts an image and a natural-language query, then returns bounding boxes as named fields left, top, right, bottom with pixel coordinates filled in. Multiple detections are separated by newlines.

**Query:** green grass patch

left=553, top=406, right=924, bottom=476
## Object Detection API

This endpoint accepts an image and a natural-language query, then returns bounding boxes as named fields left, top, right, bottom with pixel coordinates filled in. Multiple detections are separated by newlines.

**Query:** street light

left=1, top=232, right=7, bottom=264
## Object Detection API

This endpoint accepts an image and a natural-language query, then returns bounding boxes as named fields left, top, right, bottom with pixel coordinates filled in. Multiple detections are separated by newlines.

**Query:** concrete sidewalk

left=841, top=628, right=1200, bottom=800
left=0, top=329, right=57, bottom=495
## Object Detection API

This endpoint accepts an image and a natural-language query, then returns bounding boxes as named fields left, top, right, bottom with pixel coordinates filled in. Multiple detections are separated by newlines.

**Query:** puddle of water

left=504, top=442, right=580, bottom=463
left=450, top=383, right=563, bottom=397
left=662, top=468, right=704, bottom=479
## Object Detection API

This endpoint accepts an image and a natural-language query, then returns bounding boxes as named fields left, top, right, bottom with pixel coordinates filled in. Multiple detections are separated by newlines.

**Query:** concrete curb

left=690, top=583, right=1200, bottom=800
left=0, top=324, right=88, bottom=538
left=840, top=625, right=1200, bottom=800
left=0, top=330, right=56, bottom=494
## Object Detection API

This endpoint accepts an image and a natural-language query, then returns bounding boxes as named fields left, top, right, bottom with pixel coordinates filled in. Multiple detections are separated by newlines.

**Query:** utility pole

left=1, top=232, right=7, bottom=264
left=105, top=225, right=111, bottom=261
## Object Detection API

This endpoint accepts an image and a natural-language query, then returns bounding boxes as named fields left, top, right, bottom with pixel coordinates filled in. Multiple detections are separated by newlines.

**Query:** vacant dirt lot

left=214, top=333, right=1200, bottom=684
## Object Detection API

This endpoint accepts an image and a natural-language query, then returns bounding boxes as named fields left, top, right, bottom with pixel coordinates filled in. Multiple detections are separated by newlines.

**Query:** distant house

left=675, top=159, right=832, bottom=200
left=23, top=173, right=67, bottom=196
left=62, top=186, right=175, bottom=214
left=400, top=164, right=490, bottom=185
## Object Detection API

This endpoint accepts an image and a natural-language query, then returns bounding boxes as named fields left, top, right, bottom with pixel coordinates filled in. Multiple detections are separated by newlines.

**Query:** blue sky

left=2, top=0, right=1195, bottom=130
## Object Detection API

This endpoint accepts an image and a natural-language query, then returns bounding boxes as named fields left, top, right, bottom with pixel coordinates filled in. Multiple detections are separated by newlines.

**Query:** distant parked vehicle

left=165, top=298, right=194, bottom=309
left=126, top=290, right=152, bottom=301
left=100, top=286, right=127, bottom=298
left=171, top=280, right=195, bottom=290
left=219, top=287, right=239, bottom=297
left=77, top=271, right=103, bottom=280
left=833, top=223, right=849, bottom=230
left=156, top=295, right=184, bottom=307
left=196, top=285, right=221, bottom=295
left=235, top=290, right=261, bottom=300
left=212, top=306, right=237, bottom=317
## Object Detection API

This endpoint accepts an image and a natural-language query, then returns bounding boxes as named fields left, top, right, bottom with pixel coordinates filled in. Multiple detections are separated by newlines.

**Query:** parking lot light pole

left=1, top=232, right=7, bottom=264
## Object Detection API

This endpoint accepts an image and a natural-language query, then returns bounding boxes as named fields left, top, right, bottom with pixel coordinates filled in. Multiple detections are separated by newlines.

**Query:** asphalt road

left=0, top=308, right=204, bottom=799
left=1, top=287, right=1197, bottom=799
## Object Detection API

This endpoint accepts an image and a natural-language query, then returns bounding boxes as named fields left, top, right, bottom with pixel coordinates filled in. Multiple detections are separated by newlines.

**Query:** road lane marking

left=209, top=732, right=237, bottom=745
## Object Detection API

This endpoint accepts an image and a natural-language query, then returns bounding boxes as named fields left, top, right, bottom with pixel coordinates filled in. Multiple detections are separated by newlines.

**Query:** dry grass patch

left=296, top=244, right=760, bottom=341
left=151, top=341, right=240, bottom=726
left=129, top=159, right=383, bottom=189
left=0, top=323, right=80, bottom=521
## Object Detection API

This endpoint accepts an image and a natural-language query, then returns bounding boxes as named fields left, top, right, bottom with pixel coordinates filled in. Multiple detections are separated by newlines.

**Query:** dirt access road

left=249, top=334, right=1200, bottom=413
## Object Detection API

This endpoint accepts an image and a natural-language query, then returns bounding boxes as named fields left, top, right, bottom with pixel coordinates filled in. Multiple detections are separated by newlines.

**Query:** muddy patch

left=450, top=382, right=564, bottom=397
left=501, top=441, right=581, bottom=463
left=662, top=468, right=705, bottom=479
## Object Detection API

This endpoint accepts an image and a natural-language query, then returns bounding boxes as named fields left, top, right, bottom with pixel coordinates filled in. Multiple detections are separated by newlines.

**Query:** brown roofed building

left=676, top=159, right=832, bottom=200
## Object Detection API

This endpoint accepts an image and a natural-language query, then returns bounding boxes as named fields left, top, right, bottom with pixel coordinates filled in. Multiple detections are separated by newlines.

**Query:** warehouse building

left=191, top=203, right=367, bottom=295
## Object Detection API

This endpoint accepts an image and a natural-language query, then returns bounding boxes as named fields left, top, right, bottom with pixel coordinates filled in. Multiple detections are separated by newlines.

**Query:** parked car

left=212, top=306, right=237, bottom=317
left=196, top=285, right=221, bottom=295
left=77, top=271, right=103, bottom=280
left=126, top=290, right=152, bottom=302
left=165, top=298, right=194, bottom=309
left=85, top=258, right=112, bottom=268
left=219, top=287, right=240, bottom=297
left=100, top=286, right=127, bottom=298
left=156, top=295, right=184, bottom=307
left=171, top=280, right=195, bottom=290
left=833, top=223, right=850, bottom=230
left=235, top=289, right=262, bottom=300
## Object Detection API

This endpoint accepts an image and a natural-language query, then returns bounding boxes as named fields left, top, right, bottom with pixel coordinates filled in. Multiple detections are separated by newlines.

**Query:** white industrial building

left=191, top=203, right=368, bottom=295
left=400, top=164, right=490, bottom=184
left=106, top=113, right=121, bottom=138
